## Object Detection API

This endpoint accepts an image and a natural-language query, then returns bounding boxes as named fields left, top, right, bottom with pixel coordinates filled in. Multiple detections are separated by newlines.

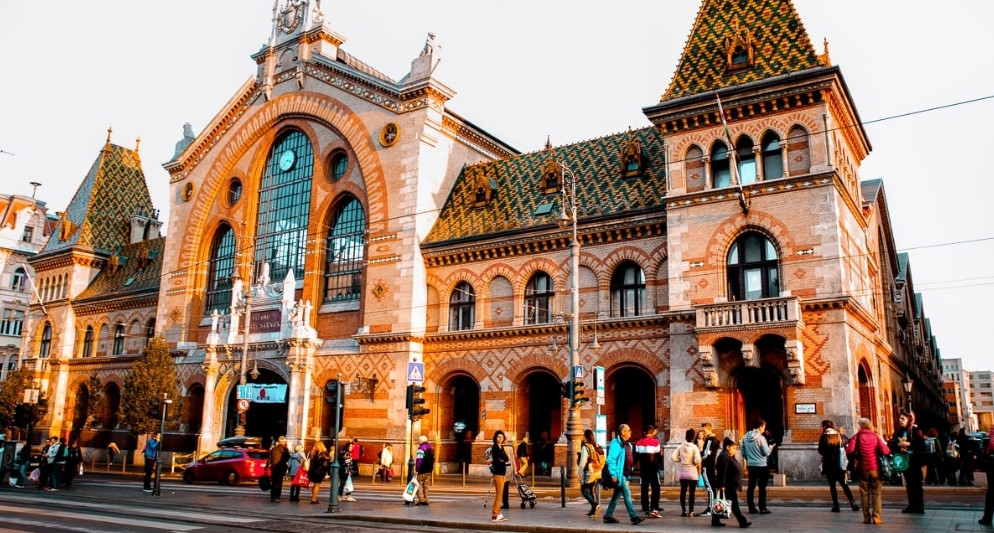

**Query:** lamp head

left=902, top=375, right=913, bottom=394
left=558, top=207, right=570, bottom=229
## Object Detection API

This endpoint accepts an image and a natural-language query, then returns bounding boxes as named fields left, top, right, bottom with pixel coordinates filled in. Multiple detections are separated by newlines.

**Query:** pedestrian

left=287, top=443, right=305, bottom=502
left=672, top=428, right=702, bottom=517
left=889, top=411, right=925, bottom=514
left=107, top=441, right=120, bottom=465
left=979, top=423, right=994, bottom=526
left=307, top=441, right=330, bottom=504
left=516, top=436, right=530, bottom=476
left=635, top=424, right=663, bottom=519
left=63, top=440, right=82, bottom=488
left=536, top=431, right=552, bottom=476
left=845, top=417, right=889, bottom=524
left=338, top=440, right=355, bottom=501
left=141, top=432, right=160, bottom=493
left=741, top=419, right=775, bottom=515
left=12, top=442, right=30, bottom=488
left=50, top=437, right=68, bottom=491
left=945, top=432, right=961, bottom=485
left=38, top=436, right=56, bottom=490
left=350, top=438, right=364, bottom=478
left=601, top=423, right=645, bottom=525
left=579, top=428, right=604, bottom=517
left=959, top=428, right=979, bottom=486
left=713, top=437, right=751, bottom=528
left=456, top=430, right=472, bottom=476
left=379, top=443, right=394, bottom=482
left=268, top=435, right=289, bottom=502
left=414, top=435, right=434, bottom=506
left=489, top=430, right=510, bottom=522
left=700, top=423, right=720, bottom=517
left=923, top=427, right=943, bottom=485
left=818, top=427, right=858, bottom=512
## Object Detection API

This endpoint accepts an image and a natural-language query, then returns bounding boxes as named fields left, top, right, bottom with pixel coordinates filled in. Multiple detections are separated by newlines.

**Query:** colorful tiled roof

left=42, top=142, right=154, bottom=255
left=74, top=237, right=164, bottom=304
left=423, top=127, right=666, bottom=245
left=661, top=0, right=821, bottom=101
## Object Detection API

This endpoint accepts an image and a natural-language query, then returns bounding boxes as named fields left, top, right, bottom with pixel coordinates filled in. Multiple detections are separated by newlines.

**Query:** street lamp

left=556, top=160, right=584, bottom=485
left=902, top=374, right=914, bottom=412
left=230, top=268, right=254, bottom=437
left=153, top=394, right=172, bottom=497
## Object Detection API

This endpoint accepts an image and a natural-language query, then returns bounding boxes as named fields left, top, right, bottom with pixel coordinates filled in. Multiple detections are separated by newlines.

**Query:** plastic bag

left=403, top=478, right=419, bottom=502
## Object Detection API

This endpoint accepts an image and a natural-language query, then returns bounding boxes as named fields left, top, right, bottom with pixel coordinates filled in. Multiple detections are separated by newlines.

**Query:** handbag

left=697, top=474, right=705, bottom=488
left=891, top=451, right=910, bottom=472
left=259, top=471, right=271, bottom=492
left=711, top=489, right=732, bottom=519
left=292, top=468, right=311, bottom=488
left=600, top=460, right=617, bottom=489
left=344, top=474, right=354, bottom=494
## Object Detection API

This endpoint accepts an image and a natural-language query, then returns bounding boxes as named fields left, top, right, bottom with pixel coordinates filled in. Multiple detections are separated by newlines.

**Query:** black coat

left=715, top=450, right=743, bottom=491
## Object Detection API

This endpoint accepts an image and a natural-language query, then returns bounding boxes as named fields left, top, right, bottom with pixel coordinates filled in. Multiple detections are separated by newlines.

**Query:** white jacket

left=671, top=441, right=702, bottom=481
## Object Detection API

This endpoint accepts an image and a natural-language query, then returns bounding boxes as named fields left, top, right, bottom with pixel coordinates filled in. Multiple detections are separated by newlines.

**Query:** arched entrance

left=607, top=366, right=656, bottom=440
left=70, top=382, right=88, bottom=441
left=102, top=383, right=120, bottom=430
left=185, top=384, right=205, bottom=433
left=736, top=366, right=785, bottom=441
left=439, top=374, right=480, bottom=439
left=516, top=370, right=561, bottom=476
left=224, top=367, right=288, bottom=445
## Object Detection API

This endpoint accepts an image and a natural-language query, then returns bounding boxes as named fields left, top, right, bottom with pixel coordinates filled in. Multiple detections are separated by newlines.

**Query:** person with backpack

left=579, top=429, right=605, bottom=517
left=818, top=427, right=858, bottom=512
left=414, top=435, right=434, bottom=506
left=635, top=424, right=663, bottom=518
left=923, top=427, right=942, bottom=485
left=488, top=430, right=511, bottom=522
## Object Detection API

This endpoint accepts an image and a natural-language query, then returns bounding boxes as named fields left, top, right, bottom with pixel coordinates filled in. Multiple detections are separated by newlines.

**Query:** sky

left=1, top=1, right=992, bottom=372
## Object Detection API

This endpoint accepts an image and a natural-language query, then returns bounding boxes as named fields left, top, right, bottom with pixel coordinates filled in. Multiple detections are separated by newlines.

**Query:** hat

left=418, top=435, right=428, bottom=443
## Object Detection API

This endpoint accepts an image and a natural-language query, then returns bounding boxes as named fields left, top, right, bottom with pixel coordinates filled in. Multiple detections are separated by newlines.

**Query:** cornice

left=29, top=248, right=106, bottom=272
left=353, top=333, right=425, bottom=346
left=422, top=218, right=666, bottom=268
left=802, top=295, right=878, bottom=333
left=442, top=115, right=517, bottom=160
left=666, top=172, right=834, bottom=210
left=422, top=314, right=691, bottom=345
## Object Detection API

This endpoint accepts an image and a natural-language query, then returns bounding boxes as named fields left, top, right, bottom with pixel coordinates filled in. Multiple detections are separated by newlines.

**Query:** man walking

left=742, top=419, right=775, bottom=514
left=635, top=424, right=663, bottom=518
left=414, top=435, right=434, bottom=506
left=700, top=423, right=720, bottom=516
left=602, top=423, right=645, bottom=526
left=268, top=435, right=290, bottom=502
left=143, top=432, right=160, bottom=493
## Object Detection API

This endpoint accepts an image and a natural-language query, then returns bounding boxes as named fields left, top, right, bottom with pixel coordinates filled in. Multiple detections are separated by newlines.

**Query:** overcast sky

left=2, top=1, right=991, bottom=372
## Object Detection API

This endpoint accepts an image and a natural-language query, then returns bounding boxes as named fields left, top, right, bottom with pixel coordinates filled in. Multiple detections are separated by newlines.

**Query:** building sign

left=794, top=403, right=816, bottom=414
left=250, top=309, right=282, bottom=333
left=242, top=383, right=287, bottom=403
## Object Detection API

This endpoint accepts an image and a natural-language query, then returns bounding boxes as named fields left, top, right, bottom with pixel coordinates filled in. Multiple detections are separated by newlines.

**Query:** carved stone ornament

left=379, top=123, right=400, bottom=147
left=181, top=182, right=195, bottom=202
left=723, top=20, right=755, bottom=70
left=277, top=0, right=305, bottom=35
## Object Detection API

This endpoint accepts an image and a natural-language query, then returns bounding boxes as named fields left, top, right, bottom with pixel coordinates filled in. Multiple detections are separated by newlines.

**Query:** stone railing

left=696, top=296, right=800, bottom=329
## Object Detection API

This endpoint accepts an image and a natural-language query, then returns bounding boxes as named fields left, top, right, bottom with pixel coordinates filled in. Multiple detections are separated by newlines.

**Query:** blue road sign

left=407, top=362, right=425, bottom=383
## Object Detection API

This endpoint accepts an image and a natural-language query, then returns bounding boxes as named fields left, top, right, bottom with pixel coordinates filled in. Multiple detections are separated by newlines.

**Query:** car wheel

left=182, top=469, right=196, bottom=484
left=224, top=471, right=239, bottom=486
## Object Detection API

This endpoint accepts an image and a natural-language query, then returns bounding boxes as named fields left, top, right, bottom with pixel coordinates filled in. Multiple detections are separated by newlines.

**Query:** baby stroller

left=512, top=470, right=537, bottom=508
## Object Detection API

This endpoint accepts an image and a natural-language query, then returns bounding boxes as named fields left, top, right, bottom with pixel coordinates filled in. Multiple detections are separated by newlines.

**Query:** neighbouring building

left=969, top=370, right=994, bottom=431
left=15, top=0, right=952, bottom=480
left=943, top=358, right=976, bottom=432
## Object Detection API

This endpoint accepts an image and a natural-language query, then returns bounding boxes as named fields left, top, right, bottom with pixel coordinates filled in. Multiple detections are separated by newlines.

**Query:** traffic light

left=146, top=399, right=162, bottom=418
left=561, top=380, right=571, bottom=399
left=572, top=380, right=589, bottom=406
left=325, top=380, right=340, bottom=405
left=407, top=384, right=429, bottom=420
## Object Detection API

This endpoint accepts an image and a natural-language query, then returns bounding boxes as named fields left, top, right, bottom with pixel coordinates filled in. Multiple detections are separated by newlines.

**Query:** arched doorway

left=185, top=384, right=205, bottom=433
left=224, top=367, right=288, bottom=446
left=516, top=370, right=562, bottom=476
left=439, top=374, right=480, bottom=439
left=608, top=366, right=656, bottom=441
left=102, top=383, right=120, bottom=430
left=736, top=366, right=785, bottom=441
left=71, top=382, right=89, bottom=441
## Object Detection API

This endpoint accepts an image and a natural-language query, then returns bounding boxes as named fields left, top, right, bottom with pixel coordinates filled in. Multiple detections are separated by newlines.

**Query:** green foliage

left=120, top=336, right=181, bottom=435
left=0, top=366, right=33, bottom=428
left=86, top=375, right=105, bottom=428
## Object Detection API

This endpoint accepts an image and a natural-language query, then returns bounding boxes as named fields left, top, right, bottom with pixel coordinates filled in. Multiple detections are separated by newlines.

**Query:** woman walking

left=287, top=444, right=305, bottom=502
left=489, top=430, right=510, bottom=523
left=846, top=417, right=891, bottom=525
left=672, top=428, right=702, bottom=517
left=307, top=441, right=330, bottom=504
left=713, top=437, right=750, bottom=528
left=889, top=411, right=925, bottom=514
left=579, top=429, right=604, bottom=517
left=818, top=428, right=858, bottom=512
left=379, top=443, right=394, bottom=482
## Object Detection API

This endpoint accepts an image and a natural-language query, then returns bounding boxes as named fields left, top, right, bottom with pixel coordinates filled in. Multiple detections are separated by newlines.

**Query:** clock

left=278, top=149, right=296, bottom=171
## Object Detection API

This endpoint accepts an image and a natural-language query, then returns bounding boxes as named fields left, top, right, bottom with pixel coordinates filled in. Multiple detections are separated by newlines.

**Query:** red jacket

left=845, top=428, right=889, bottom=473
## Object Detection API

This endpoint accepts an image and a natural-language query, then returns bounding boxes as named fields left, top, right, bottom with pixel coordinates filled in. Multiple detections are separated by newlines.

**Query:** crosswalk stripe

left=3, top=506, right=203, bottom=531
left=2, top=494, right=259, bottom=525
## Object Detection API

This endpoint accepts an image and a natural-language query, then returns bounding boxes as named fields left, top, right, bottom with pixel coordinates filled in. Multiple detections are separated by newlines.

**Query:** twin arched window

left=705, top=130, right=791, bottom=189
left=449, top=282, right=475, bottom=331
left=727, top=232, right=780, bottom=301
left=610, top=262, right=646, bottom=317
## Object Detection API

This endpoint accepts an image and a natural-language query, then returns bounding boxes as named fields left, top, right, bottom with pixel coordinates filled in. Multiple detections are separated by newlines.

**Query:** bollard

left=326, top=461, right=341, bottom=513
left=560, top=465, right=566, bottom=508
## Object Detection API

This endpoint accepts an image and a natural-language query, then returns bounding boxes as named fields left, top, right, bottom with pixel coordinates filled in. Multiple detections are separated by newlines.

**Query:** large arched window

left=324, top=197, right=366, bottom=302
left=204, top=224, right=236, bottom=315
left=11, top=268, right=26, bottom=292
left=256, top=130, right=313, bottom=282
left=113, top=324, right=125, bottom=355
left=711, top=143, right=731, bottom=189
left=524, top=272, right=554, bottom=325
left=727, top=232, right=780, bottom=301
left=736, top=136, right=757, bottom=185
left=610, top=262, right=646, bottom=317
left=81, top=326, right=94, bottom=358
left=449, top=282, right=475, bottom=331
left=39, top=322, right=52, bottom=358
left=761, top=132, right=784, bottom=180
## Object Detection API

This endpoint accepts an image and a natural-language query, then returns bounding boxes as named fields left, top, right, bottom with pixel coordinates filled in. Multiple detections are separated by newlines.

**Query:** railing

left=696, top=296, right=800, bottom=329
left=171, top=451, right=197, bottom=473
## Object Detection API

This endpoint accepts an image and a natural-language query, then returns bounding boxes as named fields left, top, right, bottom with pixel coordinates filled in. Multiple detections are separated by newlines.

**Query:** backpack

left=947, top=441, right=960, bottom=459
left=923, top=437, right=937, bottom=455
left=485, top=446, right=494, bottom=473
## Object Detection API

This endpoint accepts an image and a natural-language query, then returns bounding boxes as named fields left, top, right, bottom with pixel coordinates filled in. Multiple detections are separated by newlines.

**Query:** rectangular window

left=744, top=269, right=763, bottom=300
left=22, top=226, right=34, bottom=243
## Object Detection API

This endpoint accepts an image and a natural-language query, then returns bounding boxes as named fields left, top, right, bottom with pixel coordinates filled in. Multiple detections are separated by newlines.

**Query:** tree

left=0, top=366, right=33, bottom=429
left=85, top=375, right=105, bottom=428
left=120, top=336, right=181, bottom=435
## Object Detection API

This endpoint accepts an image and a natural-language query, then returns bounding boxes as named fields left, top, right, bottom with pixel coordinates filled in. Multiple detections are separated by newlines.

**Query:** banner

left=243, top=384, right=287, bottom=403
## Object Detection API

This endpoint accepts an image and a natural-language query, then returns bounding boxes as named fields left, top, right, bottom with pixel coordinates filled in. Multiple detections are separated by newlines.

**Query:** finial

left=106, top=127, right=113, bottom=143
left=544, top=135, right=552, bottom=150
left=135, top=137, right=141, bottom=153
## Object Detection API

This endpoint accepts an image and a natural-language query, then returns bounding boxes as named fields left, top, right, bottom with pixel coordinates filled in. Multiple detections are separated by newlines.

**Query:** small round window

left=329, top=151, right=348, bottom=181
left=227, top=178, right=243, bottom=206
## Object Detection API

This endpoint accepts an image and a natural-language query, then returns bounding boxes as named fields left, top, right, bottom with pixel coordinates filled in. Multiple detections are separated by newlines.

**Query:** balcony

left=696, top=296, right=801, bottom=332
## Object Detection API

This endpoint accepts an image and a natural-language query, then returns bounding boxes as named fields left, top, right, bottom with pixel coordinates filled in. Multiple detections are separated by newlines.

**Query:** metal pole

left=154, top=394, right=170, bottom=497
left=236, top=272, right=252, bottom=437
left=563, top=164, right=583, bottom=486
left=327, top=376, right=342, bottom=513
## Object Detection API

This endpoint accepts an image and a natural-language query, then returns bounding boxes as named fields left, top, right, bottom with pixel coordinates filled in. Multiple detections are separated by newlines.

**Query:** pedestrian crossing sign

left=407, top=362, right=425, bottom=383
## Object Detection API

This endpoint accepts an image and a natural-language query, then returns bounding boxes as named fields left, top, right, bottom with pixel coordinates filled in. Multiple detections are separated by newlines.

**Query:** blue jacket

left=605, top=436, right=632, bottom=481
left=741, top=429, right=772, bottom=467
left=143, top=437, right=160, bottom=460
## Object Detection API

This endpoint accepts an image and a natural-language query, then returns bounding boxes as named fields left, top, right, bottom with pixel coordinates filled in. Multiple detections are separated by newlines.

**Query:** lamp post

left=902, top=374, right=914, bottom=413
left=557, top=160, right=583, bottom=486
left=153, top=394, right=172, bottom=497
left=231, top=269, right=254, bottom=437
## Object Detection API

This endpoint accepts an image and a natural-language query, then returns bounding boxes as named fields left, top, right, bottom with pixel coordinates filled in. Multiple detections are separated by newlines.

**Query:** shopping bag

left=891, top=451, right=910, bottom=473
left=28, top=467, right=40, bottom=482
left=344, top=474, right=354, bottom=494
left=403, top=478, right=419, bottom=502
left=712, top=490, right=732, bottom=519
left=697, top=475, right=705, bottom=488
left=259, top=469, right=271, bottom=492
left=292, top=468, right=310, bottom=488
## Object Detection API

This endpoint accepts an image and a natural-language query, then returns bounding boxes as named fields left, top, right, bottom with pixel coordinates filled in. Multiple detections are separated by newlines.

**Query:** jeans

left=746, top=465, right=770, bottom=511
left=605, top=477, right=639, bottom=520
left=679, top=479, right=698, bottom=514
left=826, top=469, right=855, bottom=506
left=581, top=481, right=600, bottom=510
left=904, top=460, right=924, bottom=511
left=143, top=459, right=155, bottom=490
left=857, top=469, right=883, bottom=523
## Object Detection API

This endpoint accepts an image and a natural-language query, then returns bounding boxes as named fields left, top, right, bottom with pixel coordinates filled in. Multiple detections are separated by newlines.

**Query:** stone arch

left=704, top=212, right=796, bottom=273
left=436, top=371, right=482, bottom=438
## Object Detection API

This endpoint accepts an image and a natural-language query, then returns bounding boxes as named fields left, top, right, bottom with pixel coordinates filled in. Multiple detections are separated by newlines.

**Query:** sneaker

left=758, top=509, right=771, bottom=514
left=143, top=489, right=153, bottom=493
left=632, top=516, right=645, bottom=525
left=646, top=510, right=661, bottom=519
left=492, top=514, right=507, bottom=522
left=603, top=516, right=620, bottom=524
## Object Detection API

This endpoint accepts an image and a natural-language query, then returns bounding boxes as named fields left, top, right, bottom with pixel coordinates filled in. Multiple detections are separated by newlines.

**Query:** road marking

left=3, top=506, right=203, bottom=531
left=1, top=494, right=259, bottom=525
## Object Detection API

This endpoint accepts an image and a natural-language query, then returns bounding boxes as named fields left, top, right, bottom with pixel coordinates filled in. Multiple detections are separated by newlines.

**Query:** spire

left=661, top=0, right=821, bottom=102
left=104, top=126, right=113, bottom=151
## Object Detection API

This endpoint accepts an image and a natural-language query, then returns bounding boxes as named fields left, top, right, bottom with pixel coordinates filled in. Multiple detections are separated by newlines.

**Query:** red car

left=181, top=448, right=268, bottom=486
